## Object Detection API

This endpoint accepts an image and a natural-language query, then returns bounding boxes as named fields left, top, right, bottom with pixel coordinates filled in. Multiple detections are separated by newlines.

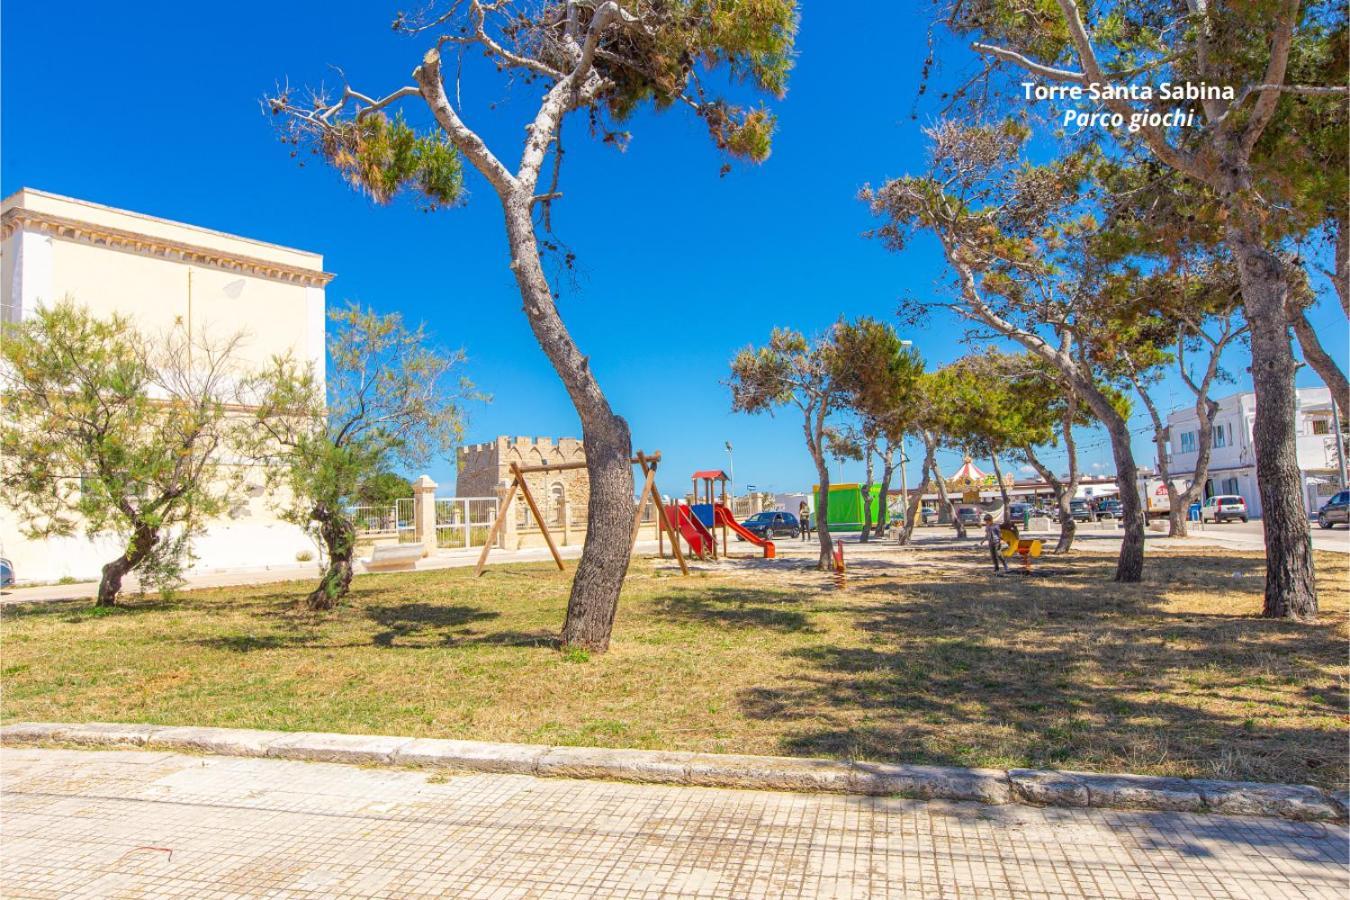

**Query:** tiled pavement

left=1, top=748, right=1345, bottom=898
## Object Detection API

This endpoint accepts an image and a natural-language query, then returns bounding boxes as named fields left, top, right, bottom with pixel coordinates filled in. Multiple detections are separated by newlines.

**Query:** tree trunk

left=874, top=452, right=896, bottom=540
left=812, top=451, right=834, bottom=569
left=308, top=509, right=356, bottom=611
left=1290, top=306, right=1349, bottom=409
left=1229, top=220, right=1318, bottom=620
left=502, top=197, right=634, bottom=650
left=859, top=445, right=876, bottom=542
left=899, top=437, right=934, bottom=546
left=928, top=440, right=966, bottom=539
left=990, top=454, right=1011, bottom=523
left=96, top=522, right=159, bottom=607
left=1021, top=445, right=1077, bottom=554
left=1102, top=413, right=1146, bottom=583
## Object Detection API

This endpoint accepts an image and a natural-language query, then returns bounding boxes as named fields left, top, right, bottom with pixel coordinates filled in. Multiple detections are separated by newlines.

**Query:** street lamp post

left=725, top=441, right=735, bottom=502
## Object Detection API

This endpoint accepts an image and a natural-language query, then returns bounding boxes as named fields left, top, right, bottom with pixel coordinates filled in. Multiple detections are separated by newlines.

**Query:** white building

left=1164, top=386, right=1346, bottom=518
left=1, top=188, right=333, bottom=583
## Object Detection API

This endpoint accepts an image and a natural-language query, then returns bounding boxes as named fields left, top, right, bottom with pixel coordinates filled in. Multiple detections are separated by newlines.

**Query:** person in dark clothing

left=799, top=502, right=812, bottom=540
left=983, top=514, right=1008, bottom=572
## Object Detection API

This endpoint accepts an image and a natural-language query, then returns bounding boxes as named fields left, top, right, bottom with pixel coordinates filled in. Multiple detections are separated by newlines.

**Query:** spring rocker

left=999, top=526, right=1042, bottom=573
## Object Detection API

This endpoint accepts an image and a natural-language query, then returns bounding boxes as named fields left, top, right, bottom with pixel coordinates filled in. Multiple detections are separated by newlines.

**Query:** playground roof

left=691, top=469, right=730, bottom=481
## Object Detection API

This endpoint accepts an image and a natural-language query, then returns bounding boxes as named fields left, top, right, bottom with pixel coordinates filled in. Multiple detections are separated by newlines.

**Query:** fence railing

left=435, top=497, right=498, bottom=549
left=350, top=505, right=401, bottom=536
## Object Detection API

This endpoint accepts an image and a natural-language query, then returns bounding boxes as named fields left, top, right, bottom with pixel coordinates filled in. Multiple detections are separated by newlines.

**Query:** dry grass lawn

left=2, top=547, right=1346, bottom=790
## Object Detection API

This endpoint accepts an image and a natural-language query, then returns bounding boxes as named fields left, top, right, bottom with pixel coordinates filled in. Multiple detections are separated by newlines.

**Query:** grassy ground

left=2, top=547, right=1346, bottom=790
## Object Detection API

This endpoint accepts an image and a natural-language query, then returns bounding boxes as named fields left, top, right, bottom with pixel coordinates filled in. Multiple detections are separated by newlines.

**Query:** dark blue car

left=739, top=511, right=800, bottom=539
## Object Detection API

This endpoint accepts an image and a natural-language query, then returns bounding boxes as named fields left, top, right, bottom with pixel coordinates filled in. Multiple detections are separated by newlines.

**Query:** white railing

left=350, top=504, right=400, bottom=536
left=395, top=497, right=416, bottom=543
left=434, top=497, right=498, bottom=549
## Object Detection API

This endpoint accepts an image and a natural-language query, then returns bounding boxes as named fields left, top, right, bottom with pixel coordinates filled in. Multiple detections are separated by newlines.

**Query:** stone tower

left=456, top=436, right=590, bottom=548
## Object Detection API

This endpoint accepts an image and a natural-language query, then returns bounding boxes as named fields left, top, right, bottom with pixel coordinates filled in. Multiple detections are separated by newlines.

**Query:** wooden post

left=654, top=483, right=689, bottom=576
left=629, top=452, right=657, bottom=551
left=512, top=463, right=564, bottom=571
left=475, top=479, right=519, bottom=576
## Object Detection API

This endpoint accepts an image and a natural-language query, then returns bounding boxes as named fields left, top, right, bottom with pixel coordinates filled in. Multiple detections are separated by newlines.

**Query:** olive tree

left=246, top=304, right=475, bottom=610
left=266, top=0, right=797, bottom=650
left=0, top=301, right=244, bottom=606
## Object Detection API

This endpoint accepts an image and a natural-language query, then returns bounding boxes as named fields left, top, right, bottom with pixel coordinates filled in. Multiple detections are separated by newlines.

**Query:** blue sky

left=4, top=2, right=1344, bottom=496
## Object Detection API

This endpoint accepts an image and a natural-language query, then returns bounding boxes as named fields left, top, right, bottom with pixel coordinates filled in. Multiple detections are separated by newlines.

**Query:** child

left=983, top=514, right=1006, bottom=572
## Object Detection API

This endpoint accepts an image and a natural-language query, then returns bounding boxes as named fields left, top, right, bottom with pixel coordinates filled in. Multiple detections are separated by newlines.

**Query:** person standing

left=983, top=514, right=1007, bottom=573
left=799, top=501, right=812, bottom=541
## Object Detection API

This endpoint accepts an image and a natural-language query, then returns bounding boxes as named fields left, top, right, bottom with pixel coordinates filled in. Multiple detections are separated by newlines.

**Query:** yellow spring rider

left=999, top=526, right=1043, bottom=573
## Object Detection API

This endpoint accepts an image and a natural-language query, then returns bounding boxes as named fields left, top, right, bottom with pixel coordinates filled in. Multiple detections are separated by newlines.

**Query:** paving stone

left=4, top=747, right=1346, bottom=898
left=851, top=761, right=1010, bottom=804
left=1008, top=769, right=1091, bottom=807
left=535, top=746, right=696, bottom=784
left=0, top=722, right=66, bottom=744
left=38, top=722, right=165, bottom=747
left=393, top=737, right=547, bottom=775
left=1193, top=779, right=1344, bottom=821
left=265, top=731, right=412, bottom=765
left=684, top=753, right=854, bottom=792
left=146, top=726, right=288, bottom=757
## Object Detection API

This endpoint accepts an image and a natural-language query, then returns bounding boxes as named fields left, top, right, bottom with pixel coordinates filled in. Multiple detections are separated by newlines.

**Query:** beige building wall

left=0, top=189, right=334, bottom=583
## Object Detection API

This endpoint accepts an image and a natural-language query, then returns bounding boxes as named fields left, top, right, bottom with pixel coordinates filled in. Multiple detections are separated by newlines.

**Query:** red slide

left=713, top=503, right=776, bottom=558
left=666, top=504, right=715, bottom=558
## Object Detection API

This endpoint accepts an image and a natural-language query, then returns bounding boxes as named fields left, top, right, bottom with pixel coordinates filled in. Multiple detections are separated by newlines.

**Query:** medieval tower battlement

left=456, top=437, right=591, bottom=546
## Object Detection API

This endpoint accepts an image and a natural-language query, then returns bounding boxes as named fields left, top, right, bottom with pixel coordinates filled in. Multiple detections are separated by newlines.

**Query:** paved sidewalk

left=0, top=541, right=663, bottom=606
left=3, top=749, right=1346, bottom=898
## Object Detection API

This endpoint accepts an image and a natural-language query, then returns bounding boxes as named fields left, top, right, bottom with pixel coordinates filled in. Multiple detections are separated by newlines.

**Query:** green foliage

left=356, top=471, right=414, bottom=507
left=319, top=112, right=463, bottom=209
left=830, top=317, right=925, bottom=442
left=245, top=303, right=480, bottom=606
left=594, top=0, right=798, bottom=161
left=0, top=301, right=243, bottom=600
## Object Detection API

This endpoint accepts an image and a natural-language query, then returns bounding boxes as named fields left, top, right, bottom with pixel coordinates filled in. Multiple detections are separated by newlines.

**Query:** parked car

left=1067, top=499, right=1096, bottom=522
left=955, top=506, right=983, bottom=526
left=1200, top=495, right=1248, bottom=523
left=1008, top=502, right=1031, bottom=522
left=738, top=511, right=799, bottom=539
left=0, top=557, right=13, bottom=589
left=1317, top=491, right=1348, bottom=529
left=920, top=506, right=939, bottom=525
left=1096, top=499, right=1123, bottom=519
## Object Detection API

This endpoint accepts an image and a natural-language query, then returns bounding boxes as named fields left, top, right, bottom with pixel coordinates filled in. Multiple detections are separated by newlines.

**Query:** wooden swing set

left=475, top=449, right=689, bottom=576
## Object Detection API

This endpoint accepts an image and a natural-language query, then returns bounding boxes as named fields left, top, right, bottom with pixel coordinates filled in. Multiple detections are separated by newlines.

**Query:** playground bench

left=364, top=544, right=425, bottom=572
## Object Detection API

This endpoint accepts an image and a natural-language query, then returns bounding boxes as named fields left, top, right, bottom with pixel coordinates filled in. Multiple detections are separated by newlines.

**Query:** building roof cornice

left=1, top=207, right=336, bottom=289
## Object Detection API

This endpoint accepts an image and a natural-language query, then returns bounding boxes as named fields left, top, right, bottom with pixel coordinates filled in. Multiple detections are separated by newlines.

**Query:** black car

left=955, top=506, right=983, bottom=526
left=1096, top=499, right=1123, bottom=519
left=739, top=511, right=800, bottom=539
left=1067, top=499, right=1096, bottom=522
left=1318, top=490, right=1348, bottom=529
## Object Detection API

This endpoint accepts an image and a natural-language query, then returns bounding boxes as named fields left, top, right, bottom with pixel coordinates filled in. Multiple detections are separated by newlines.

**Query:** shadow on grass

left=735, top=551, right=1347, bottom=789
left=649, top=587, right=817, bottom=633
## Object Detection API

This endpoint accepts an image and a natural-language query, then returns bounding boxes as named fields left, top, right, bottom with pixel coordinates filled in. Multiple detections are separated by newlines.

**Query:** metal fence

left=435, top=497, right=498, bottom=549
left=350, top=505, right=400, bottom=536
left=395, top=498, right=417, bottom=543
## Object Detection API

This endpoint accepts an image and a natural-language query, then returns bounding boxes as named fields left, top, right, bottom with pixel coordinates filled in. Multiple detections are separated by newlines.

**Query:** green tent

left=811, top=483, right=887, bottom=532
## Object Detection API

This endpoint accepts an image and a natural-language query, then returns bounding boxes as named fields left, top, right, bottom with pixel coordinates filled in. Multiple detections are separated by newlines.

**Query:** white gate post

left=413, top=475, right=438, bottom=558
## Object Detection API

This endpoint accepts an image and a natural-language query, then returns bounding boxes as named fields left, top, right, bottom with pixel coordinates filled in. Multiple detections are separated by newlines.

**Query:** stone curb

left=2, top=722, right=1344, bottom=823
